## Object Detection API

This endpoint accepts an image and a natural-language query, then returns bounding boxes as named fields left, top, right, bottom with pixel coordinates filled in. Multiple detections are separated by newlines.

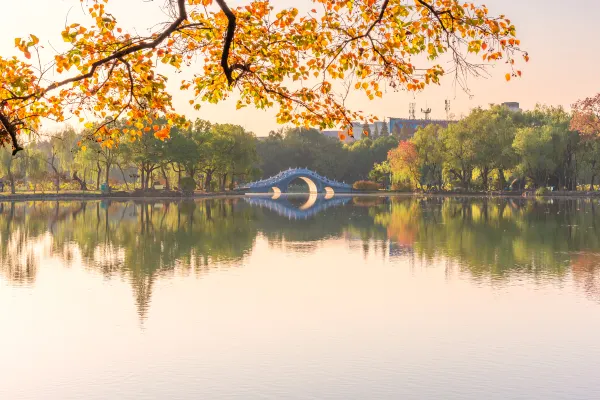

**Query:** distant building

left=388, top=117, right=451, bottom=140
left=321, top=129, right=355, bottom=143
left=322, top=118, right=451, bottom=142
left=322, top=121, right=387, bottom=142
left=501, top=102, right=521, bottom=112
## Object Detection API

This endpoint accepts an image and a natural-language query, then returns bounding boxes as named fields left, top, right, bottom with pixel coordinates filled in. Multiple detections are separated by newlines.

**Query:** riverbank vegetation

left=3, top=96, right=600, bottom=195
left=0, top=119, right=259, bottom=194
left=0, top=120, right=401, bottom=194
left=382, top=98, right=600, bottom=192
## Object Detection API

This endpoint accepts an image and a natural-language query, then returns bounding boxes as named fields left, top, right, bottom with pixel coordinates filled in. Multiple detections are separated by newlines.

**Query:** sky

left=2, top=0, right=599, bottom=136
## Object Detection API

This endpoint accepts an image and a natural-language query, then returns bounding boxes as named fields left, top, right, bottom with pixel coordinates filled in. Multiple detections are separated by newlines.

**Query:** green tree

left=368, top=161, right=391, bottom=188
left=578, top=137, right=600, bottom=190
left=361, top=122, right=372, bottom=139
left=0, top=149, right=24, bottom=193
left=380, top=122, right=390, bottom=137
left=411, top=124, right=445, bottom=189
left=372, top=124, right=380, bottom=139
left=441, top=121, right=476, bottom=190
left=513, top=125, right=557, bottom=187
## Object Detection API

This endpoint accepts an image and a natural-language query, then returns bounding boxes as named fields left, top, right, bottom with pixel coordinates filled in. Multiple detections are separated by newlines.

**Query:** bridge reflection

left=244, top=194, right=351, bottom=220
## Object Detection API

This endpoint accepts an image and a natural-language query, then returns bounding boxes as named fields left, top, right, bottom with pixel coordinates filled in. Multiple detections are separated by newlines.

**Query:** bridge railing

left=243, top=168, right=351, bottom=189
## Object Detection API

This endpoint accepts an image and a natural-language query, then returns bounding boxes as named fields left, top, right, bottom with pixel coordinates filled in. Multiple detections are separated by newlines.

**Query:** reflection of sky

left=1, top=235, right=600, bottom=399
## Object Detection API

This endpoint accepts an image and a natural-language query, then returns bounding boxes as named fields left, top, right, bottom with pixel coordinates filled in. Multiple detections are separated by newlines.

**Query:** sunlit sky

left=3, top=0, right=599, bottom=136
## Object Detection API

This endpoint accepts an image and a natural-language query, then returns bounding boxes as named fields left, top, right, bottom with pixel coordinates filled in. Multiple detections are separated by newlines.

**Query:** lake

left=1, top=195, right=599, bottom=399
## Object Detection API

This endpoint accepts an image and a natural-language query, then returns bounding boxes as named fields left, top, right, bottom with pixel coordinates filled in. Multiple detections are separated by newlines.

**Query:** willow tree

left=0, top=0, right=526, bottom=154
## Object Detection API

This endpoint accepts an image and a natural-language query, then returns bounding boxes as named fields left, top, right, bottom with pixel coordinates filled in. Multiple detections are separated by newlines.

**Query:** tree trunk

left=73, top=171, right=87, bottom=191
left=105, top=162, right=111, bottom=186
left=52, top=166, right=60, bottom=193
left=591, top=174, right=596, bottom=192
left=161, top=166, right=170, bottom=190
left=144, top=168, right=152, bottom=189
left=7, top=163, right=15, bottom=194
left=482, top=166, right=489, bottom=191
left=117, top=164, right=129, bottom=191
left=204, top=170, right=213, bottom=192
left=220, top=173, right=227, bottom=192
left=498, top=168, right=506, bottom=191
left=140, top=167, right=145, bottom=190
left=96, top=162, right=102, bottom=190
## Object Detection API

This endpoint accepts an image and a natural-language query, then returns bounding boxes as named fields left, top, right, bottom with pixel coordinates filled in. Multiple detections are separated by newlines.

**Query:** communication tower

left=445, top=100, right=451, bottom=120
left=409, top=103, right=416, bottom=119
left=421, top=104, right=432, bottom=121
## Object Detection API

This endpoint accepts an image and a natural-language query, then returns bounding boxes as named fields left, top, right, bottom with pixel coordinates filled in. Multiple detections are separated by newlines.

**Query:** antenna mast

left=409, top=103, right=416, bottom=120
left=421, top=103, right=432, bottom=121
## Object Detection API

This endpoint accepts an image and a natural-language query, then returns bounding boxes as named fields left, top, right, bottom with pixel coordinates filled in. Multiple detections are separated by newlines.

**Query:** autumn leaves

left=1, top=0, right=526, bottom=152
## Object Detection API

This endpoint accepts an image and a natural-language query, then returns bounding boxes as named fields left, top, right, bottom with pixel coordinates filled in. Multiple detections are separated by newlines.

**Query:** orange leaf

left=154, top=127, right=170, bottom=141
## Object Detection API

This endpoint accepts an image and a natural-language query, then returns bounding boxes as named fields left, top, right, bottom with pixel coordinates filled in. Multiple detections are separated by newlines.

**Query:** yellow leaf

left=505, top=73, right=511, bottom=81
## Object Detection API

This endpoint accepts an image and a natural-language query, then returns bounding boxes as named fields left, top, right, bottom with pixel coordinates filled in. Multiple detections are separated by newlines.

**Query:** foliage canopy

left=0, top=0, right=525, bottom=153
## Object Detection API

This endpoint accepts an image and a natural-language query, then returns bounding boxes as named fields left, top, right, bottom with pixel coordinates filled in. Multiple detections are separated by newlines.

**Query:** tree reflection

left=1, top=196, right=600, bottom=319
left=375, top=197, right=600, bottom=296
left=0, top=199, right=260, bottom=319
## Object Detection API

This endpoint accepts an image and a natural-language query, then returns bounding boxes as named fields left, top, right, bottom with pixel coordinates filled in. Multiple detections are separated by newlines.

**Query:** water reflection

left=1, top=197, right=600, bottom=318
left=244, top=193, right=352, bottom=220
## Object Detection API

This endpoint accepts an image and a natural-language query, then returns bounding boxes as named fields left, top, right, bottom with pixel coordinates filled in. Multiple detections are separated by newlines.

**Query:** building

left=322, top=118, right=451, bottom=142
left=322, top=121, right=388, bottom=143
left=501, top=102, right=521, bottom=112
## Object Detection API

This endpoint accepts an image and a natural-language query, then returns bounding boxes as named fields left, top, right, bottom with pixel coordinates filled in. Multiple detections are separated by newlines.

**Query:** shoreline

left=0, top=190, right=598, bottom=202
left=0, top=191, right=241, bottom=202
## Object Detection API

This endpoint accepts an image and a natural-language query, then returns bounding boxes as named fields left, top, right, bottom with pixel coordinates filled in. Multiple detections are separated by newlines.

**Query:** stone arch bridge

left=240, top=168, right=352, bottom=194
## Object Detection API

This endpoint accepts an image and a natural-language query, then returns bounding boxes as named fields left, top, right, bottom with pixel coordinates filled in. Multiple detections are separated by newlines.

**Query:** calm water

left=1, top=195, right=599, bottom=399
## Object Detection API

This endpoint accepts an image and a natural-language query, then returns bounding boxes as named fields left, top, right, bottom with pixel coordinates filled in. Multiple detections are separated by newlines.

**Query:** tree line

left=382, top=103, right=600, bottom=192
left=0, top=120, right=402, bottom=194
left=0, top=119, right=258, bottom=194
left=257, top=127, right=399, bottom=185
left=4, top=98, right=600, bottom=195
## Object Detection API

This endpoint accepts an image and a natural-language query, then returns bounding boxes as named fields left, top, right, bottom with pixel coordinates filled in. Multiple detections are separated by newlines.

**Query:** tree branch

left=214, top=0, right=238, bottom=85
left=0, top=114, right=24, bottom=155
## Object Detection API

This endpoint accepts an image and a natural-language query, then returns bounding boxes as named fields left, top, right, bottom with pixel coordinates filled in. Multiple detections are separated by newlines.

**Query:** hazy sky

left=2, top=0, right=599, bottom=135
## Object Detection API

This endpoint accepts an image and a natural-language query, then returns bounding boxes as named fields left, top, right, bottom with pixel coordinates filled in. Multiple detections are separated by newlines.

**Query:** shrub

left=353, top=180, right=381, bottom=191
left=535, top=187, right=549, bottom=196
left=179, top=177, right=196, bottom=194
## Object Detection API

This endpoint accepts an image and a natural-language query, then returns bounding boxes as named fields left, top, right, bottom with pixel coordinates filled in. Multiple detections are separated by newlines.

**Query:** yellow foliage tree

left=0, top=0, right=527, bottom=154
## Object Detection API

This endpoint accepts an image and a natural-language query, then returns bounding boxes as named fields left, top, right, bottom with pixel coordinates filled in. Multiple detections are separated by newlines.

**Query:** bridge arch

left=324, top=186, right=335, bottom=199
left=242, top=168, right=352, bottom=194
left=287, top=176, right=319, bottom=193
left=271, top=187, right=282, bottom=199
